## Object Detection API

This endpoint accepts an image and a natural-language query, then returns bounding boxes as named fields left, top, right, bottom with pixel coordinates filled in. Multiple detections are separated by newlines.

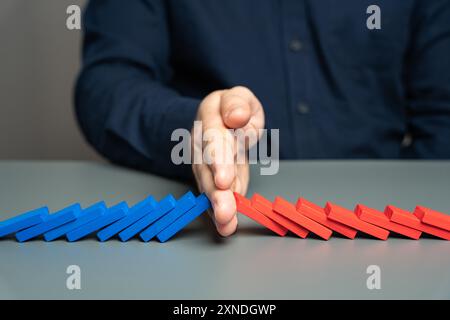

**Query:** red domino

left=251, top=193, right=309, bottom=238
left=355, top=204, right=421, bottom=240
left=386, top=205, right=450, bottom=240
left=325, top=202, right=389, bottom=240
left=273, top=197, right=332, bottom=240
left=234, top=192, right=288, bottom=236
left=413, top=206, right=450, bottom=232
left=296, top=197, right=357, bottom=239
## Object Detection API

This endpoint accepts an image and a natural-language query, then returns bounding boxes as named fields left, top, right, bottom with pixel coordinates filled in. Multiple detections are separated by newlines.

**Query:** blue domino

left=0, top=206, right=49, bottom=238
left=43, top=202, right=107, bottom=241
left=97, top=196, right=157, bottom=242
left=67, top=201, right=129, bottom=242
left=139, top=192, right=196, bottom=242
left=156, top=193, right=211, bottom=243
left=118, top=194, right=176, bottom=242
left=16, top=203, right=81, bottom=242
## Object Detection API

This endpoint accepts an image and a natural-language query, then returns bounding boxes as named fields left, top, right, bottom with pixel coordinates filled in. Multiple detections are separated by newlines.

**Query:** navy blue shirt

left=76, top=0, right=450, bottom=180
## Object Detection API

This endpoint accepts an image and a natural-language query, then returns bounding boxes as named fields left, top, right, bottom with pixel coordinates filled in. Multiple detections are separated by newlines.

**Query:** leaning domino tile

left=140, top=191, right=196, bottom=242
left=273, top=197, right=332, bottom=240
left=251, top=193, right=307, bottom=238
left=413, top=206, right=450, bottom=232
left=386, top=205, right=450, bottom=240
left=97, top=196, right=157, bottom=241
left=16, top=203, right=81, bottom=242
left=234, top=193, right=288, bottom=237
left=355, top=204, right=421, bottom=240
left=156, top=193, right=211, bottom=243
left=0, top=207, right=49, bottom=238
left=118, top=195, right=176, bottom=241
left=44, top=201, right=107, bottom=241
left=296, top=197, right=357, bottom=239
left=67, top=201, right=129, bottom=242
left=325, top=202, right=389, bottom=240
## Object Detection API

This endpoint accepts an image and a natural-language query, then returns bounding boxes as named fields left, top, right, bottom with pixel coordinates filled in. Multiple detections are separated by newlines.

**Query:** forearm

left=75, top=62, right=200, bottom=180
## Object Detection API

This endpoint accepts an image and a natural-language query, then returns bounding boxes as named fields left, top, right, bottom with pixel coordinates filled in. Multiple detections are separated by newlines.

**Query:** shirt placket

left=281, top=0, right=314, bottom=158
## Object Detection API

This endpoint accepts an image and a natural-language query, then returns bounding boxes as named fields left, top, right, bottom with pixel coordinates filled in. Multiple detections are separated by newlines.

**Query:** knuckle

left=231, top=85, right=253, bottom=97
left=222, top=95, right=246, bottom=110
left=199, top=90, right=223, bottom=109
left=211, top=90, right=225, bottom=98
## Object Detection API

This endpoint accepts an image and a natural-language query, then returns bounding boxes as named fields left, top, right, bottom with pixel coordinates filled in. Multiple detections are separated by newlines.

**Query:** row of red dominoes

left=233, top=192, right=450, bottom=240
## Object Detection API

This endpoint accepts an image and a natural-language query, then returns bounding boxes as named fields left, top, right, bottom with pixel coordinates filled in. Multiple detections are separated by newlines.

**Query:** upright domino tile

left=97, top=196, right=157, bottom=241
left=234, top=193, right=288, bottom=237
left=296, top=197, right=357, bottom=239
left=140, top=191, right=196, bottom=242
left=118, top=195, right=176, bottom=242
left=0, top=207, right=49, bottom=238
left=156, top=193, right=211, bottom=243
left=67, top=201, right=129, bottom=242
left=16, top=203, right=81, bottom=242
left=273, top=197, right=332, bottom=240
left=44, top=201, right=107, bottom=241
left=251, top=193, right=308, bottom=238
left=325, top=202, right=389, bottom=240
left=355, top=204, right=421, bottom=240
left=413, top=206, right=450, bottom=232
left=386, top=205, right=450, bottom=240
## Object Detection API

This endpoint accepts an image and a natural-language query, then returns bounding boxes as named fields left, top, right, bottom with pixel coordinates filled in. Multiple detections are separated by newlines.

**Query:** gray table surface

left=0, top=160, right=449, bottom=299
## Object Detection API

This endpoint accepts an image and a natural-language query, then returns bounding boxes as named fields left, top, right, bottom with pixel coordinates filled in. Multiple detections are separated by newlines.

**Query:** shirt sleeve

left=75, top=0, right=200, bottom=180
left=402, top=0, right=450, bottom=158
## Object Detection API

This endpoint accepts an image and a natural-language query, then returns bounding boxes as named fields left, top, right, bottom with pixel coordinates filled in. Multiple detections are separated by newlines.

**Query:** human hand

left=192, top=86, right=265, bottom=236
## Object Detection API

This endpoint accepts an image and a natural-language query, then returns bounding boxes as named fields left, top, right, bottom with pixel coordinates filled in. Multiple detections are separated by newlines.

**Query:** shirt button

left=297, top=103, right=310, bottom=114
left=289, top=39, right=303, bottom=52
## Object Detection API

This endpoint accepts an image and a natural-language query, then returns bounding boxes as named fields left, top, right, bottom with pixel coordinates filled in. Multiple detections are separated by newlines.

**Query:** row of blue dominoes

left=0, top=192, right=211, bottom=243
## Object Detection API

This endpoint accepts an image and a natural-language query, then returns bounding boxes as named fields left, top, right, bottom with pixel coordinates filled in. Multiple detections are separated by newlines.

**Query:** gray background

left=0, top=0, right=98, bottom=160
